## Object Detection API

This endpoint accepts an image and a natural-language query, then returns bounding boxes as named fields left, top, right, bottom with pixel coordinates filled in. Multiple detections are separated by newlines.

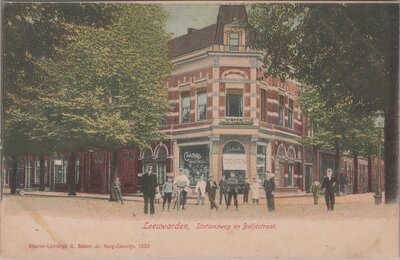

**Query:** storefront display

left=180, top=145, right=210, bottom=186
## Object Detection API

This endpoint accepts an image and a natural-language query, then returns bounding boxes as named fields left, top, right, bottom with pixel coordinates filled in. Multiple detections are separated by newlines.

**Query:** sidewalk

left=2, top=188, right=312, bottom=202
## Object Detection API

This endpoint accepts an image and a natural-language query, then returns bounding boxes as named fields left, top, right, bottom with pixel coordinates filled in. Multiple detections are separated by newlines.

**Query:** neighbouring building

left=3, top=5, right=384, bottom=196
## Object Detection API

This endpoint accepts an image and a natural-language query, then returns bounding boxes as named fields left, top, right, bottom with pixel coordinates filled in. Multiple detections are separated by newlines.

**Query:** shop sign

left=180, top=145, right=210, bottom=186
left=183, top=152, right=206, bottom=164
left=223, top=154, right=247, bottom=170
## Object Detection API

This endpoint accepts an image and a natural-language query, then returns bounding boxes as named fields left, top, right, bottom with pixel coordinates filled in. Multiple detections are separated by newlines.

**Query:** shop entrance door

left=222, top=141, right=246, bottom=194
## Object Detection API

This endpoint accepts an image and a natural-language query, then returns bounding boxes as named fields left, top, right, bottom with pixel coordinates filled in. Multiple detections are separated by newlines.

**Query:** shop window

left=228, top=32, right=240, bottom=51
left=257, top=145, right=266, bottom=180
left=181, top=94, right=190, bottom=123
left=226, top=93, right=243, bottom=117
left=288, top=99, right=294, bottom=129
left=197, top=92, right=207, bottom=121
left=180, top=145, right=209, bottom=186
left=278, top=95, right=285, bottom=126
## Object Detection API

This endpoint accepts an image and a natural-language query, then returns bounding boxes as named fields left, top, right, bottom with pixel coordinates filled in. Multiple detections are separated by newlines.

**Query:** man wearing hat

left=141, top=166, right=157, bottom=214
left=205, top=176, right=219, bottom=211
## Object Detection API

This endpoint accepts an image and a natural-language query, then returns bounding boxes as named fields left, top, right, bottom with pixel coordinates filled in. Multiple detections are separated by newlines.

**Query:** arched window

left=156, top=146, right=168, bottom=185
left=287, top=146, right=296, bottom=160
left=277, top=144, right=286, bottom=158
left=142, top=149, right=153, bottom=174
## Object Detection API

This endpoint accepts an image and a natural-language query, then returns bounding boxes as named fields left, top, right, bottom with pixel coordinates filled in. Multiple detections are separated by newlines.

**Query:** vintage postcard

left=0, top=1, right=399, bottom=259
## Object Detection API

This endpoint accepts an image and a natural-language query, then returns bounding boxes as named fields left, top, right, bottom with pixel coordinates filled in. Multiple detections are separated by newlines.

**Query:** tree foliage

left=249, top=4, right=398, bottom=110
left=300, top=87, right=378, bottom=156
left=33, top=5, right=172, bottom=152
left=3, top=3, right=120, bottom=157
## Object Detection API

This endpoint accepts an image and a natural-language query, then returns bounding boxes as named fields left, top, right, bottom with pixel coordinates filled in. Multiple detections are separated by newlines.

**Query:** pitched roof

left=167, top=5, right=251, bottom=59
left=168, top=24, right=217, bottom=59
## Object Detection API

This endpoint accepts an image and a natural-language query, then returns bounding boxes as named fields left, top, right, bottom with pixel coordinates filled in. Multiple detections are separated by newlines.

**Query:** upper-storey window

left=307, top=122, right=315, bottom=137
left=226, top=91, right=243, bottom=117
left=197, top=92, right=207, bottom=121
left=181, top=94, right=190, bottom=124
left=288, top=99, right=294, bottom=129
left=229, top=32, right=240, bottom=51
left=278, top=95, right=285, bottom=126
left=260, top=89, right=267, bottom=122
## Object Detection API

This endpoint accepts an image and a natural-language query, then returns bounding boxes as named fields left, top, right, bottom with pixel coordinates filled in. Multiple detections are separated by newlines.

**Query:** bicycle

left=172, top=186, right=183, bottom=211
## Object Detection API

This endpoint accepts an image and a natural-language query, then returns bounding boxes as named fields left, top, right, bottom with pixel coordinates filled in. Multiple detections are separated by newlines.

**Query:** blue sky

left=163, top=4, right=219, bottom=38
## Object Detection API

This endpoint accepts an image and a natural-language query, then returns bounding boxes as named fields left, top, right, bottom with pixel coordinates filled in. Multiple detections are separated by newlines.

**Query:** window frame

left=228, top=32, right=240, bottom=51
left=197, top=91, right=207, bottom=121
left=226, top=92, right=243, bottom=117
left=181, top=93, right=191, bottom=124
left=288, top=99, right=294, bottom=129
left=34, top=160, right=40, bottom=184
left=278, top=95, right=285, bottom=127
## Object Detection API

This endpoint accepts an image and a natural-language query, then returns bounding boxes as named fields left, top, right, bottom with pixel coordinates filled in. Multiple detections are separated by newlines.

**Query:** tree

left=32, top=4, right=171, bottom=199
left=3, top=3, right=120, bottom=194
left=249, top=4, right=398, bottom=203
left=300, top=87, right=379, bottom=193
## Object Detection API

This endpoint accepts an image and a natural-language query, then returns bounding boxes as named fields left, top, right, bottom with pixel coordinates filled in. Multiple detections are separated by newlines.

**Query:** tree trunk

left=367, top=154, right=372, bottom=192
left=384, top=87, right=399, bottom=203
left=353, top=153, right=359, bottom=194
left=10, top=156, right=17, bottom=194
left=109, top=150, right=119, bottom=201
left=384, top=28, right=399, bottom=203
left=334, top=140, right=341, bottom=195
left=68, top=152, right=77, bottom=196
left=39, top=155, right=45, bottom=191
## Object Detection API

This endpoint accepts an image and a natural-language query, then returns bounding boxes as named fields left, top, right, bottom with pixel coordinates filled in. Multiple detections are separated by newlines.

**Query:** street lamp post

left=373, top=111, right=384, bottom=205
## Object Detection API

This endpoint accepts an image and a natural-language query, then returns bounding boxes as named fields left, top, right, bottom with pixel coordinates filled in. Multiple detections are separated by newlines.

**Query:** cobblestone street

left=1, top=193, right=398, bottom=259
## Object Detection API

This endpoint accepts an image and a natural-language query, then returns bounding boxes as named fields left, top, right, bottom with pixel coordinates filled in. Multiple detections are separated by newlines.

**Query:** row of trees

left=3, top=4, right=172, bottom=199
left=249, top=4, right=398, bottom=203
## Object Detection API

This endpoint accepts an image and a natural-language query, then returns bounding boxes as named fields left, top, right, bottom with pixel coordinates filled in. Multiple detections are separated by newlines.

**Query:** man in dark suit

left=205, top=176, right=219, bottom=211
left=321, top=168, right=337, bottom=211
left=263, top=171, right=276, bottom=211
left=142, top=166, right=157, bottom=214
left=219, top=175, right=228, bottom=205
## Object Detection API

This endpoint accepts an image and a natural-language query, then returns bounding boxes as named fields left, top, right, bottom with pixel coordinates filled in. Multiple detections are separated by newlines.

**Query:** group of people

left=140, top=167, right=277, bottom=215
left=310, top=168, right=337, bottom=211
left=117, top=167, right=338, bottom=215
left=218, top=171, right=276, bottom=211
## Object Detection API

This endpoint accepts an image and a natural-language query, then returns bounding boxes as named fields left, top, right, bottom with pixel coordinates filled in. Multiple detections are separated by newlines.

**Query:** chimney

left=187, top=28, right=197, bottom=34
